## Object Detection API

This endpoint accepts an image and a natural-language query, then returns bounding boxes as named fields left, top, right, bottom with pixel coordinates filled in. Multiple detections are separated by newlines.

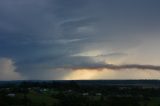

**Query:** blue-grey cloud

left=1, top=0, right=160, bottom=79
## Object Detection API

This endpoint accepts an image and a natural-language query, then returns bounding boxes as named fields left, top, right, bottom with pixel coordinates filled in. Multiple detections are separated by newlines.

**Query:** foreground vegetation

left=0, top=81, right=160, bottom=106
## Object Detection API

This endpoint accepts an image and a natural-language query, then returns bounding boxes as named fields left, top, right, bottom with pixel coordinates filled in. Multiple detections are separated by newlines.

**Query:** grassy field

left=14, top=92, right=160, bottom=106
left=147, top=97, right=160, bottom=106
left=16, top=92, right=59, bottom=106
left=3, top=89, right=160, bottom=106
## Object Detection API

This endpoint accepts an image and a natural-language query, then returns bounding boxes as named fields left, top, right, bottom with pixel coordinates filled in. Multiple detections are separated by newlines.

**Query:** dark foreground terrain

left=0, top=80, right=160, bottom=106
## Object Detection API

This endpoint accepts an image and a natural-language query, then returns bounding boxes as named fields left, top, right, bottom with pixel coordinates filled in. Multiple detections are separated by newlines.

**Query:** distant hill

left=0, top=80, right=160, bottom=87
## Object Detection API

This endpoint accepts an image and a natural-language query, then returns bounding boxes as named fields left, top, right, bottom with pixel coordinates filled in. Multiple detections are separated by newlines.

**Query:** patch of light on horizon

left=62, top=69, right=160, bottom=80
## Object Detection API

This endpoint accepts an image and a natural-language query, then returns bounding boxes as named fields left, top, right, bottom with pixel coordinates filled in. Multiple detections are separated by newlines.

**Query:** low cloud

left=0, top=58, right=25, bottom=80
left=67, top=64, right=160, bottom=71
left=55, top=38, right=84, bottom=44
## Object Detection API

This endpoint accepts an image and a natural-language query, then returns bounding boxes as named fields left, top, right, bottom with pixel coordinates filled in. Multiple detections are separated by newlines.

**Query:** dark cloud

left=69, top=64, right=160, bottom=71
left=1, top=0, right=160, bottom=79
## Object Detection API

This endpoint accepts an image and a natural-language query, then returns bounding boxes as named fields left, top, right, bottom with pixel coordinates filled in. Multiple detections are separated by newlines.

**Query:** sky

left=1, top=0, right=160, bottom=80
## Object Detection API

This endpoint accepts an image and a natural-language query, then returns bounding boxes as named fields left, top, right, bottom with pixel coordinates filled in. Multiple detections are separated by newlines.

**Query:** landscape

left=1, top=0, right=160, bottom=106
left=0, top=80, right=160, bottom=106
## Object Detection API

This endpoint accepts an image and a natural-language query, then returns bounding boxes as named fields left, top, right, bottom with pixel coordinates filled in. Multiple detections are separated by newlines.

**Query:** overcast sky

left=1, top=0, right=160, bottom=80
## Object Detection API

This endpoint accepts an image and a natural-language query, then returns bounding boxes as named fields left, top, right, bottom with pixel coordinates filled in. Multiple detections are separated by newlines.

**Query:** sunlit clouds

left=0, top=58, right=26, bottom=80
left=64, top=69, right=102, bottom=80
left=64, top=69, right=160, bottom=80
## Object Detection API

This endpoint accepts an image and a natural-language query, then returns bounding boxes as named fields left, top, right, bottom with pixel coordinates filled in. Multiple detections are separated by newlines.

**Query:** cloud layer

left=0, top=0, right=160, bottom=79
left=69, top=64, right=160, bottom=71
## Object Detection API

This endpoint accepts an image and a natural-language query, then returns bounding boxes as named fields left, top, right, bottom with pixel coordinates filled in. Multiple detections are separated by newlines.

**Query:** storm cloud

left=1, top=0, right=160, bottom=79
left=69, top=64, right=160, bottom=71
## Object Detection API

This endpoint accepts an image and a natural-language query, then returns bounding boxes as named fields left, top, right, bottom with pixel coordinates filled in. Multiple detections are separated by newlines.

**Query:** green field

left=14, top=91, right=59, bottom=106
